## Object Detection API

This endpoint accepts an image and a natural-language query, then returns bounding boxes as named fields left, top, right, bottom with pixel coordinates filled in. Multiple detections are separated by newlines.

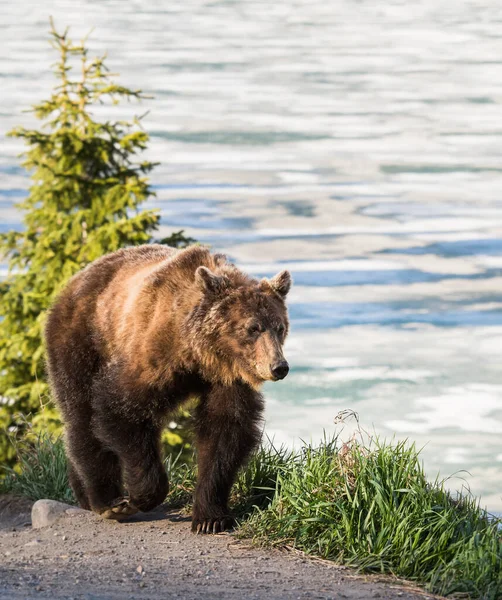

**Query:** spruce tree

left=0, top=22, right=190, bottom=462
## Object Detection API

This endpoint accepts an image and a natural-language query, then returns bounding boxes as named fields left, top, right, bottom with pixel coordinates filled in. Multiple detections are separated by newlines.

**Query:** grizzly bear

left=44, top=244, right=291, bottom=533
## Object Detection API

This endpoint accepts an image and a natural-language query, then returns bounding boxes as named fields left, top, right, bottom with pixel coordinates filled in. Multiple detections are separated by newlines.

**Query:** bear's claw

left=100, top=498, right=139, bottom=521
left=192, top=516, right=234, bottom=534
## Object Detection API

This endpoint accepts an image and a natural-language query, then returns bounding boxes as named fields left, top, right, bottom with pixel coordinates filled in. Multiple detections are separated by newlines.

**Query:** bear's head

left=192, top=265, right=292, bottom=388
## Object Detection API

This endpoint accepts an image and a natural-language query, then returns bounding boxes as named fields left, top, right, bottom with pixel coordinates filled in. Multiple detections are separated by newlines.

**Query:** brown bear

left=44, top=244, right=291, bottom=533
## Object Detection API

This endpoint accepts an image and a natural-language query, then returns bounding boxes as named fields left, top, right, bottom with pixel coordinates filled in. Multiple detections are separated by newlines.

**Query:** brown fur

left=44, top=245, right=291, bottom=532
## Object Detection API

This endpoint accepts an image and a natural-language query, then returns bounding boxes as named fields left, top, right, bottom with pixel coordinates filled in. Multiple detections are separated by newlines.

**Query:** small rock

left=31, top=500, right=86, bottom=529
left=24, top=540, right=41, bottom=547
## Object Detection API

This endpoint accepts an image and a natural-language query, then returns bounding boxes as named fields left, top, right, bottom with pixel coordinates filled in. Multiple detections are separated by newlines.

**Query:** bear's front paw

left=191, top=515, right=234, bottom=534
left=99, top=497, right=139, bottom=521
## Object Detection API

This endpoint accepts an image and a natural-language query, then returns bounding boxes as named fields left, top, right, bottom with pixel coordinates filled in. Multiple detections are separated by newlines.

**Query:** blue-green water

left=1, top=0, right=501, bottom=511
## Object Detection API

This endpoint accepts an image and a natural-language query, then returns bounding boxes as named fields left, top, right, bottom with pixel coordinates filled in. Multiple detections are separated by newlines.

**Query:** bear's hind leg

left=68, top=460, right=90, bottom=510
left=45, top=314, right=127, bottom=516
left=93, top=409, right=169, bottom=515
left=66, top=424, right=127, bottom=519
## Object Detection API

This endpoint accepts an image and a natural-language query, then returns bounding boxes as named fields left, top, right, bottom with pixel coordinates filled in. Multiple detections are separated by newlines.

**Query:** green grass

left=1, top=431, right=500, bottom=599
left=240, top=437, right=502, bottom=599
left=0, top=432, right=74, bottom=504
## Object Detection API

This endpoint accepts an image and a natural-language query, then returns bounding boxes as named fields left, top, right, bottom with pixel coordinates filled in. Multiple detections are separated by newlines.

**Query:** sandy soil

left=0, top=496, right=442, bottom=600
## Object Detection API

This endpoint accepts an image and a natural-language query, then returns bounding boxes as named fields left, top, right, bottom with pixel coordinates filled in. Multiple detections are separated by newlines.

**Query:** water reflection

left=383, top=238, right=502, bottom=257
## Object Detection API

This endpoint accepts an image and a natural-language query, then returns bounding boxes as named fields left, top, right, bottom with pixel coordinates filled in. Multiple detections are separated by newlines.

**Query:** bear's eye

left=277, top=324, right=285, bottom=336
left=247, top=323, right=262, bottom=336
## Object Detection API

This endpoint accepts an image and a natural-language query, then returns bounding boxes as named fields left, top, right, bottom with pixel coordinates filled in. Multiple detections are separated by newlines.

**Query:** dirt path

left=0, top=496, right=441, bottom=600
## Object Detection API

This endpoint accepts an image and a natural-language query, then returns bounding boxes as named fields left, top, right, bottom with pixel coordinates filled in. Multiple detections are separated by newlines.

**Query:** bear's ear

left=213, top=253, right=228, bottom=267
left=195, top=266, right=229, bottom=295
left=265, top=270, right=292, bottom=298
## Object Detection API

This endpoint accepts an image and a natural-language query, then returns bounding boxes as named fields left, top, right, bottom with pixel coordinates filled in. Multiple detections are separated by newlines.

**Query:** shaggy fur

left=44, top=245, right=291, bottom=532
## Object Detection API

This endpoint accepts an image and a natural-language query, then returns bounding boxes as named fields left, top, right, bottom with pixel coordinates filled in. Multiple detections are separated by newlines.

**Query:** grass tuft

left=0, top=432, right=74, bottom=504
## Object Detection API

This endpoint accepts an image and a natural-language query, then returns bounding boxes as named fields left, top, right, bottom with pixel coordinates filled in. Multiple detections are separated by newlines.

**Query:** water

left=1, top=0, right=502, bottom=511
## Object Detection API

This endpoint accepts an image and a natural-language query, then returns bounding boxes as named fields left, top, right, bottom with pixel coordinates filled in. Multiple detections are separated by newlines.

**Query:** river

left=1, top=0, right=501, bottom=511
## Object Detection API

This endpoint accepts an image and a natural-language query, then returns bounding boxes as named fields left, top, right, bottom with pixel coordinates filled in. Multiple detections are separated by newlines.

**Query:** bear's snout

left=271, top=360, right=289, bottom=381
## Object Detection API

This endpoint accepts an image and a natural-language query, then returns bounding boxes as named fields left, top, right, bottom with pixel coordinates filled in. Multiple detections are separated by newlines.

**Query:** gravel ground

left=0, top=496, right=442, bottom=600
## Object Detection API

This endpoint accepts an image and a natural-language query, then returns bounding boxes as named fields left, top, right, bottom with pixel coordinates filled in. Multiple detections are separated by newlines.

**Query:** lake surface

left=1, top=0, right=502, bottom=511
